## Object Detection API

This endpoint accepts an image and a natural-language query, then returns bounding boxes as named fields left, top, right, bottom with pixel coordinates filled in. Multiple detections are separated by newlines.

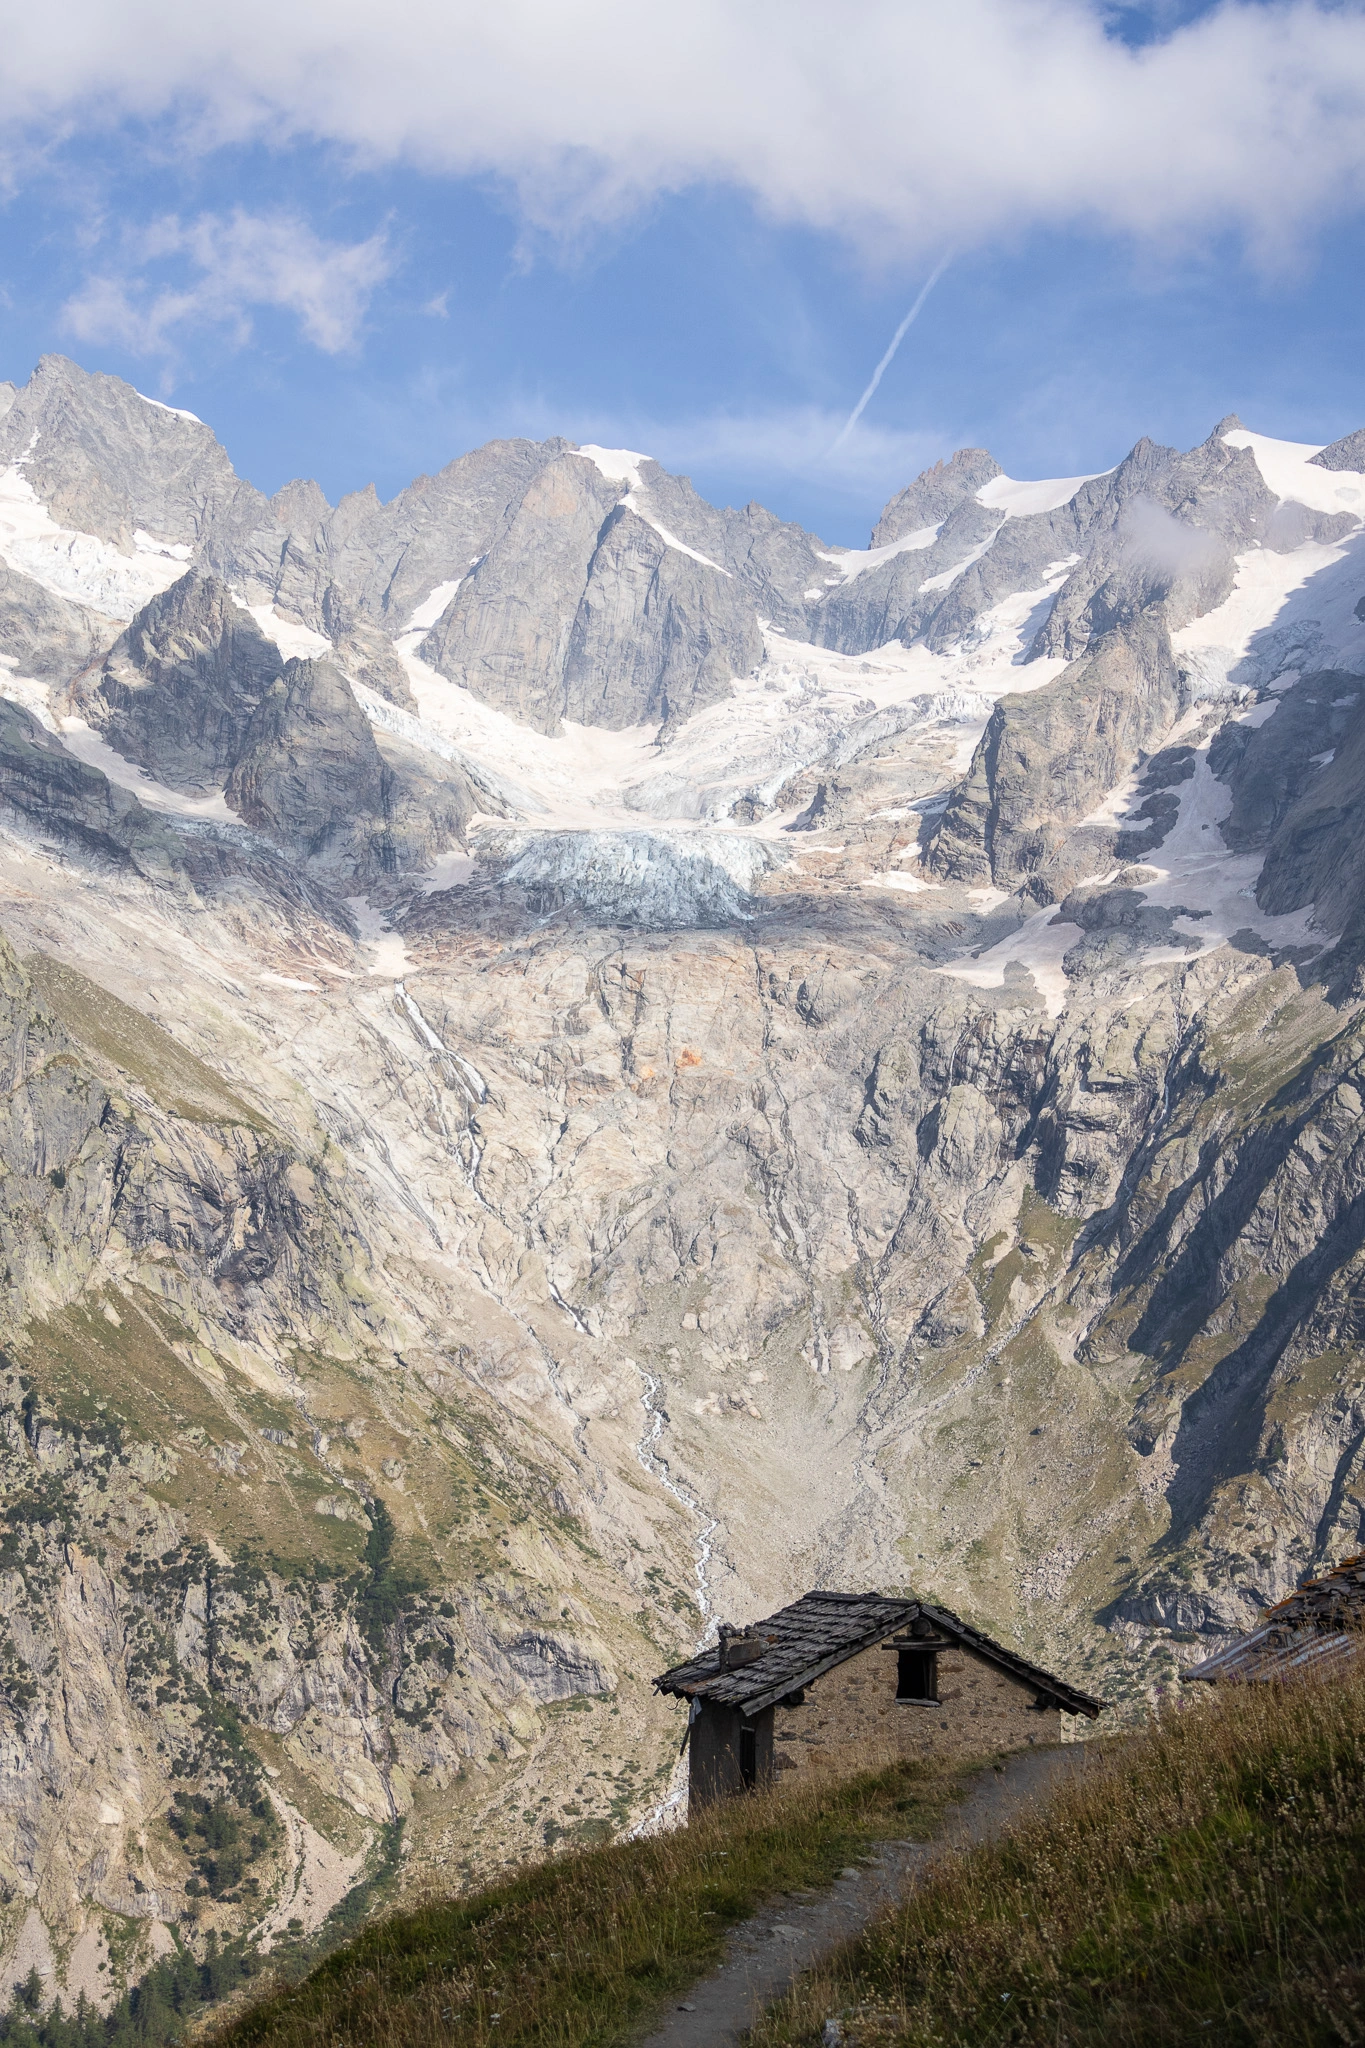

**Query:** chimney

left=717, top=1624, right=768, bottom=1671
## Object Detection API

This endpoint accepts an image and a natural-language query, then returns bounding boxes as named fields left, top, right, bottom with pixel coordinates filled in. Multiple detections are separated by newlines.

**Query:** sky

left=3, top=1, right=1365, bottom=544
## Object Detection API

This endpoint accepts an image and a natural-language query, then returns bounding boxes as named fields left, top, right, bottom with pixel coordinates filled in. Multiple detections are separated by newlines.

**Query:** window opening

left=896, top=1649, right=938, bottom=1702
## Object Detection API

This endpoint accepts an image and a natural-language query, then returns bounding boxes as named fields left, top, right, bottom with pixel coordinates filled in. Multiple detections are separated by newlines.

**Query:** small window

left=896, top=1649, right=938, bottom=1702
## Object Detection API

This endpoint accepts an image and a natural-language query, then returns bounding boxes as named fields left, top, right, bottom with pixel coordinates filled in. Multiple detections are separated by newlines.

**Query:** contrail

left=829, top=250, right=952, bottom=453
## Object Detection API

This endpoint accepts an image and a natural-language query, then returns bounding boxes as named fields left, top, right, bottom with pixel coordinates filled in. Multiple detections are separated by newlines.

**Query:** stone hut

left=1184, top=1552, right=1365, bottom=1686
left=654, top=1590, right=1105, bottom=1807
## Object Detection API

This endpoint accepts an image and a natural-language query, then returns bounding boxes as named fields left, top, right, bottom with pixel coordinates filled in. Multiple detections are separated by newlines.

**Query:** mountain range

left=1, top=353, right=1363, bottom=2014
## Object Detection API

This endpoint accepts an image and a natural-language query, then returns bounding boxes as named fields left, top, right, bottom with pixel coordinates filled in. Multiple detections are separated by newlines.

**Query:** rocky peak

left=82, top=571, right=284, bottom=792
left=871, top=447, right=1004, bottom=547
left=1029, top=429, right=1280, bottom=667
left=418, top=451, right=627, bottom=733
left=1310, top=424, right=1365, bottom=471
left=0, top=353, right=255, bottom=554
left=270, top=477, right=332, bottom=530
left=224, top=654, right=401, bottom=875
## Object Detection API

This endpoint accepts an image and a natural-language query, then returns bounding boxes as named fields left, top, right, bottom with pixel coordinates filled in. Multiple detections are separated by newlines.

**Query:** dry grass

left=751, top=1660, right=1365, bottom=2047
left=211, top=1749, right=956, bottom=2048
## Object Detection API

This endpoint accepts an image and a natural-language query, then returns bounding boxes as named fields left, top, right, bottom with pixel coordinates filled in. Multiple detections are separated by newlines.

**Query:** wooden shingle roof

left=1184, top=1553, right=1365, bottom=1685
left=653, top=1589, right=1104, bottom=1719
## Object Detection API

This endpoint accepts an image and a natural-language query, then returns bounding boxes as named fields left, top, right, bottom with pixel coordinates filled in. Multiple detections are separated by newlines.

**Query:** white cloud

left=60, top=209, right=391, bottom=356
left=4, top=3, right=1365, bottom=262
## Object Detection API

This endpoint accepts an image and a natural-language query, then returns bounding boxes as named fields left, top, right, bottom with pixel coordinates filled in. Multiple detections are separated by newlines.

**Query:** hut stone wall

left=771, top=1638, right=1062, bottom=1777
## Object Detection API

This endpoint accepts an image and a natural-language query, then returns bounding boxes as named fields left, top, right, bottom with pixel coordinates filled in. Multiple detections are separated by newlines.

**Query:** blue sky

left=3, top=1, right=1365, bottom=546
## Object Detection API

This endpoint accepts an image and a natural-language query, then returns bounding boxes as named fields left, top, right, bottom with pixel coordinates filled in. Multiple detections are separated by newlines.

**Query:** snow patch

left=55, top=718, right=240, bottom=820
left=343, top=898, right=412, bottom=979
left=919, top=520, right=1006, bottom=593
left=574, top=445, right=647, bottom=488
left=548, top=1279, right=590, bottom=1334
left=420, top=848, right=475, bottom=892
left=134, top=390, right=203, bottom=425
left=0, top=666, right=58, bottom=730
left=1222, top=428, right=1365, bottom=514
left=246, top=605, right=331, bottom=662
left=621, top=496, right=730, bottom=575
left=864, top=870, right=938, bottom=893
left=349, top=674, right=538, bottom=814
left=1120, top=739, right=1327, bottom=969
left=939, top=907, right=1082, bottom=1019
left=404, top=579, right=463, bottom=632
left=133, top=530, right=191, bottom=561
left=813, top=524, right=941, bottom=585
left=0, top=465, right=187, bottom=619
left=976, top=471, right=1108, bottom=518
left=1171, top=528, right=1365, bottom=693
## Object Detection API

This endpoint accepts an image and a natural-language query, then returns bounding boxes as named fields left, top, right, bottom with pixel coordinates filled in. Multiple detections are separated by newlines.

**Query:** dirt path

left=638, top=1744, right=1090, bottom=2048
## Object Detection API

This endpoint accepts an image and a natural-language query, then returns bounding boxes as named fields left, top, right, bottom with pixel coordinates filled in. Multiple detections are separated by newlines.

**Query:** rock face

left=0, top=697, right=182, bottom=879
left=420, top=460, right=770, bottom=733
left=419, top=454, right=625, bottom=731
left=1311, top=426, right=1365, bottom=472
left=225, top=656, right=475, bottom=883
left=316, top=437, right=570, bottom=631
left=4, top=353, right=1365, bottom=2020
left=0, top=354, right=268, bottom=557
left=226, top=656, right=397, bottom=862
left=926, top=618, right=1181, bottom=893
left=872, top=447, right=1002, bottom=544
left=0, top=563, right=112, bottom=686
left=86, top=573, right=284, bottom=790
left=563, top=507, right=765, bottom=729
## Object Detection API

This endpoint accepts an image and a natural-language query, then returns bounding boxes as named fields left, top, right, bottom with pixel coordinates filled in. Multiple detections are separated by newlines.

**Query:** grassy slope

left=211, top=1755, right=955, bottom=2048
left=752, top=1661, right=1365, bottom=2047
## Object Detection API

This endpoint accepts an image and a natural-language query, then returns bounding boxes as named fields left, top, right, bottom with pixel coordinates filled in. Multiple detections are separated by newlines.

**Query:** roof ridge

left=653, top=1585, right=1102, bottom=1719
